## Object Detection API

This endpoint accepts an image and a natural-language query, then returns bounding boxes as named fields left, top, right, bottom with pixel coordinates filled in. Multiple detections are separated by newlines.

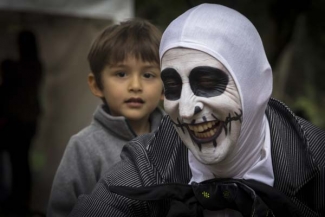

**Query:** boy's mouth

left=125, top=98, right=144, bottom=107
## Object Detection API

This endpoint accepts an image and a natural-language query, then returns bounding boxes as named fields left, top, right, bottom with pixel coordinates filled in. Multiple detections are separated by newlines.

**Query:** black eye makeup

left=189, top=66, right=229, bottom=97
left=161, top=68, right=182, bottom=100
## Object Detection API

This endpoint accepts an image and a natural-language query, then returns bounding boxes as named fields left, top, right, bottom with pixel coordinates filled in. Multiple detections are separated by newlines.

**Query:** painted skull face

left=161, top=48, right=242, bottom=164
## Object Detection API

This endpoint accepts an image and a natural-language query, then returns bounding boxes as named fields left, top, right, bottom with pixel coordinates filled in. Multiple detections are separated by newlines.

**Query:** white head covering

left=160, top=4, right=274, bottom=182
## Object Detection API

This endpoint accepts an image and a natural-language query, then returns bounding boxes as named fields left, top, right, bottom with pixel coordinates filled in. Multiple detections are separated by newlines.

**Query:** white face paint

left=161, top=48, right=242, bottom=164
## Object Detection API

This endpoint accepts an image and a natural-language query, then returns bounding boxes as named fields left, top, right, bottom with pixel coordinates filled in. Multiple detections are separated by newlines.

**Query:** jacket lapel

left=266, top=99, right=319, bottom=196
left=147, top=115, right=192, bottom=184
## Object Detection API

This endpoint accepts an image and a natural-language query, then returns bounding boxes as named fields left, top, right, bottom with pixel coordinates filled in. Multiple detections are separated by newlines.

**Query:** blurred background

left=0, top=0, right=324, bottom=216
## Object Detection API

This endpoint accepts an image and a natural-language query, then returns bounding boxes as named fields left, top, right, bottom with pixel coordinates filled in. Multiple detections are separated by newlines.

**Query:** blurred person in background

left=0, top=30, right=43, bottom=216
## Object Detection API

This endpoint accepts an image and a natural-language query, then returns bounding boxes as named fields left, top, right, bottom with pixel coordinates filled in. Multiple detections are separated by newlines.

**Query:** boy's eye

left=143, top=73, right=154, bottom=78
left=116, top=72, right=126, bottom=77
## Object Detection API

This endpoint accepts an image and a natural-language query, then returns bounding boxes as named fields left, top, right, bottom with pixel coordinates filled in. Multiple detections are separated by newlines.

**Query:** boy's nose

left=129, top=76, right=142, bottom=92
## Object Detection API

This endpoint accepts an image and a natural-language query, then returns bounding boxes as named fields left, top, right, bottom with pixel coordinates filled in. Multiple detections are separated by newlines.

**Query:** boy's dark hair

left=88, top=18, right=162, bottom=90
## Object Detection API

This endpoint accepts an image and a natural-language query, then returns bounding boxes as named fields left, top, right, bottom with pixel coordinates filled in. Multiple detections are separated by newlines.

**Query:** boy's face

left=161, top=48, right=242, bottom=164
left=90, top=55, right=163, bottom=122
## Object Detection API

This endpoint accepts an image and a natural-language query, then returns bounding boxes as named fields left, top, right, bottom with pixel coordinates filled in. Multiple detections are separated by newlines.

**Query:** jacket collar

left=266, top=98, right=319, bottom=196
left=147, top=115, right=192, bottom=184
left=94, top=104, right=165, bottom=141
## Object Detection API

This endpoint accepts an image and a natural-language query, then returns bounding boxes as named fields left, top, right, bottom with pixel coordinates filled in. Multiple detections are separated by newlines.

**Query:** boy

left=47, top=18, right=164, bottom=217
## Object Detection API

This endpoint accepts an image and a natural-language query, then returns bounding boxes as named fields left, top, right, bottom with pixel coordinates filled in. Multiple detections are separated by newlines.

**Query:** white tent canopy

left=0, top=0, right=133, bottom=21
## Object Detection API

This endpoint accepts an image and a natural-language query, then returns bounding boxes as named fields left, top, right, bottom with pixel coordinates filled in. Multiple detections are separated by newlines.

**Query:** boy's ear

left=88, top=73, right=104, bottom=98
left=160, top=87, right=165, bottom=101
left=160, top=92, right=164, bottom=101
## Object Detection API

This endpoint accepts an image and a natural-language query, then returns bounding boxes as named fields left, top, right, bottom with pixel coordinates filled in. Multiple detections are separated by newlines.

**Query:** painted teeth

left=188, top=121, right=218, bottom=132
left=193, top=128, right=217, bottom=138
left=188, top=121, right=219, bottom=138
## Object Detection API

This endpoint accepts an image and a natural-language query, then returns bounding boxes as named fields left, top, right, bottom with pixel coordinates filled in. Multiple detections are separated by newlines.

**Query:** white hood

left=160, top=3, right=273, bottom=182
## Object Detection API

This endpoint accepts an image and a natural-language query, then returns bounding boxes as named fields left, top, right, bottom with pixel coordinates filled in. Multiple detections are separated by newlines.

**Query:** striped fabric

left=267, top=99, right=325, bottom=217
left=70, top=98, right=325, bottom=217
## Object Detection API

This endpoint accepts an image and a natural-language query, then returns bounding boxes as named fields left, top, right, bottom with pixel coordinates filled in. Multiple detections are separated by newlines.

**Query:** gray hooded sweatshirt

left=47, top=104, right=165, bottom=217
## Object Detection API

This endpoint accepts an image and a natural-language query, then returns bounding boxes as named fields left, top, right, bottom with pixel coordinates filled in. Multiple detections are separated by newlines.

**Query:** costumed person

left=69, top=4, right=325, bottom=217
left=47, top=18, right=165, bottom=217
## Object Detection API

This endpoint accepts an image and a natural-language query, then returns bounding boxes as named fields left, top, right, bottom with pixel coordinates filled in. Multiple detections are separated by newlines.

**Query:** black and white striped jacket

left=70, top=99, right=325, bottom=217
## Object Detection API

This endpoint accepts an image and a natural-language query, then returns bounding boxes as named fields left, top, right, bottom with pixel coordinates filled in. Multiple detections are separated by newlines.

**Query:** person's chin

left=123, top=110, right=146, bottom=119
left=190, top=142, right=229, bottom=164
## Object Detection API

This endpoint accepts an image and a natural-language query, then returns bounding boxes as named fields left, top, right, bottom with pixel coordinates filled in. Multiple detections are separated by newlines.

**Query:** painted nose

left=178, top=84, right=202, bottom=118
left=194, top=106, right=202, bottom=115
